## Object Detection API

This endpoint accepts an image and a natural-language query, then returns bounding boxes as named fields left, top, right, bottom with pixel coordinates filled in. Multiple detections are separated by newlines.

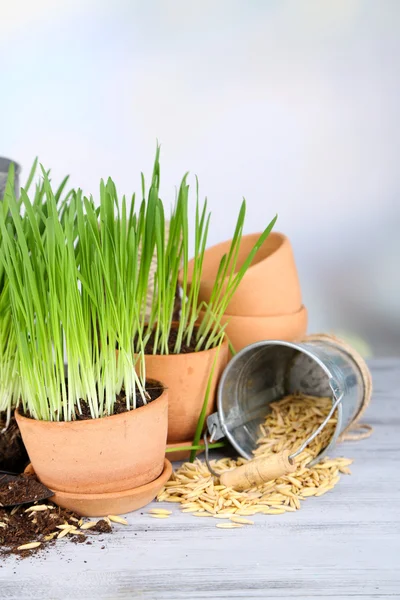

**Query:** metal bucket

left=207, top=338, right=367, bottom=466
left=0, top=157, right=20, bottom=200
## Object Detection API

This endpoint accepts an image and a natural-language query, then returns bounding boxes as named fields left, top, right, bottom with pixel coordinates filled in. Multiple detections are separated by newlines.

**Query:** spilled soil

left=0, top=474, right=114, bottom=558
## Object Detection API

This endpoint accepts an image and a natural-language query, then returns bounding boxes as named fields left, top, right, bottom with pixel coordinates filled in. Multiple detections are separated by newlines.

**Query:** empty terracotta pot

left=183, top=232, right=302, bottom=317
left=198, top=306, right=308, bottom=353
left=15, top=386, right=168, bottom=495
left=144, top=341, right=229, bottom=445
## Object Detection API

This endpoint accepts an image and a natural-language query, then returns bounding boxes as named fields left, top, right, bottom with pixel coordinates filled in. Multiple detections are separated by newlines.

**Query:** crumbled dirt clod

left=91, top=519, right=112, bottom=534
left=72, top=535, right=87, bottom=544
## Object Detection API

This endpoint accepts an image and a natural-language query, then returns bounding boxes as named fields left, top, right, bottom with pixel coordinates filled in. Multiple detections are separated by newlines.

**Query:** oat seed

left=149, top=509, right=172, bottom=515
left=24, top=505, right=49, bottom=513
left=230, top=517, right=254, bottom=525
left=80, top=521, right=98, bottom=530
left=107, top=515, right=128, bottom=525
left=17, top=542, right=41, bottom=550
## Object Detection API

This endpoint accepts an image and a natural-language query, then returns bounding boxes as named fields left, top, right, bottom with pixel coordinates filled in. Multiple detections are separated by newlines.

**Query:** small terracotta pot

left=144, top=342, right=229, bottom=445
left=24, top=459, right=172, bottom=517
left=15, top=387, right=168, bottom=495
left=183, top=232, right=302, bottom=317
left=198, top=306, right=308, bottom=353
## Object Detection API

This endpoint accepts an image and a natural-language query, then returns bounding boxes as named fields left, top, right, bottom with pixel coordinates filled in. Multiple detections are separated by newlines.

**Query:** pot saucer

left=24, top=459, right=172, bottom=517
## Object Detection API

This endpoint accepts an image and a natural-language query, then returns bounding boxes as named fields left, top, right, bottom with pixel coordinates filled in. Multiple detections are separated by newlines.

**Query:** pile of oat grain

left=157, top=394, right=353, bottom=522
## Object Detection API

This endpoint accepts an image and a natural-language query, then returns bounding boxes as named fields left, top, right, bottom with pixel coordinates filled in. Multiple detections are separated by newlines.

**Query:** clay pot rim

left=44, top=458, right=172, bottom=501
left=184, top=231, right=289, bottom=285
left=144, top=336, right=229, bottom=359
left=200, top=305, right=307, bottom=323
left=15, top=386, right=168, bottom=428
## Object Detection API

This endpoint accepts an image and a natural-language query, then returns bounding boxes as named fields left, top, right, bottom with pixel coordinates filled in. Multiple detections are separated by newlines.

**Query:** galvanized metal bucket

left=207, top=337, right=371, bottom=466
left=0, top=157, right=20, bottom=200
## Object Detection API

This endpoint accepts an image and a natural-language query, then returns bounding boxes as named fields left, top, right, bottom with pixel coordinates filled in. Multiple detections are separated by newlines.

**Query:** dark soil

left=0, top=475, right=52, bottom=507
left=0, top=412, right=29, bottom=473
left=74, top=380, right=164, bottom=420
left=172, top=285, right=181, bottom=322
left=144, top=324, right=209, bottom=355
left=0, top=479, right=116, bottom=558
left=0, top=501, right=82, bottom=557
left=20, top=380, right=165, bottom=422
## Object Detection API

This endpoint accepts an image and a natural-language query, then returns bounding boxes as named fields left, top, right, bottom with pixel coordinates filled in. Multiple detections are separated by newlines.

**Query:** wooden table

left=1, top=358, right=399, bottom=599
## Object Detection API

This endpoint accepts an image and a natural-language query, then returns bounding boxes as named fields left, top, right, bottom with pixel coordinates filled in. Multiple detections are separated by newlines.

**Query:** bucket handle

left=288, top=390, right=343, bottom=460
left=204, top=425, right=224, bottom=477
left=204, top=389, right=344, bottom=478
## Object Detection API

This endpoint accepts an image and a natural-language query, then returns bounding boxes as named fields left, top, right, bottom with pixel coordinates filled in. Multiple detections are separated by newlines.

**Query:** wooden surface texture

left=1, top=358, right=399, bottom=599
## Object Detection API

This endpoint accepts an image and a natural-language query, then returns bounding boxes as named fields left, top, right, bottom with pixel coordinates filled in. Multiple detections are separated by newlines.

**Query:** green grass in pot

left=131, top=147, right=277, bottom=459
left=0, top=159, right=73, bottom=427
left=0, top=166, right=151, bottom=422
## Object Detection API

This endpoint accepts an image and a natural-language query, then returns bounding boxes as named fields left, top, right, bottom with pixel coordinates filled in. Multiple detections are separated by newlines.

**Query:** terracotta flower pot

left=198, top=306, right=308, bottom=353
left=15, top=387, right=168, bottom=495
left=184, top=232, right=302, bottom=317
left=144, top=342, right=229, bottom=445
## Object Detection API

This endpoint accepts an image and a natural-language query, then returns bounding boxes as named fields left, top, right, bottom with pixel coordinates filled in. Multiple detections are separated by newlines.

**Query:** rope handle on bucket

left=339, top=422, right=373, bottom=441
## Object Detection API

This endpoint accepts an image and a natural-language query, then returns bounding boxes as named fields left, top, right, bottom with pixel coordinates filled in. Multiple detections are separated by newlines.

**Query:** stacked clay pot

left=191, top=232, right=308, bottom=353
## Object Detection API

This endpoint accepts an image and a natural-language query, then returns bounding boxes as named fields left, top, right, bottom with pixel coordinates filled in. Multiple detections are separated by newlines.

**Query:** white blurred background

left=1, top=0, right=399, bottom=356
